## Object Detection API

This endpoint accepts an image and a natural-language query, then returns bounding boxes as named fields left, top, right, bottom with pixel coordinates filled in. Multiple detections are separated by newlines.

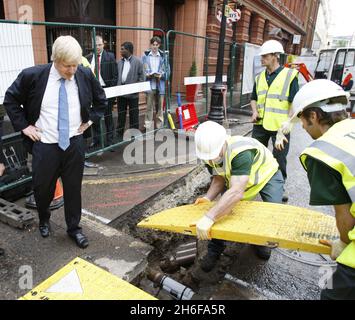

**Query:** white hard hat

left=195, top=121, right=227, bottom=160
left=259, top=40, right=285, bottom=56
left=291, top=79, right=349, bottom=122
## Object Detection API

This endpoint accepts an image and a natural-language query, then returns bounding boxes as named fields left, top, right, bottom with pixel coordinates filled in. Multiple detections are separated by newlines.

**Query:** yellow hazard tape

left=137, top=201, right=339, bottom=255
left=20, top=257, right=156, bottom=300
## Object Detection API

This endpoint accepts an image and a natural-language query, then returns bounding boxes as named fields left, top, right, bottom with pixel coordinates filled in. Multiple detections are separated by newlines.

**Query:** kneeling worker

left=194, top=121, right=284, bottom=272
left=289, top=79, right=355, bottom=300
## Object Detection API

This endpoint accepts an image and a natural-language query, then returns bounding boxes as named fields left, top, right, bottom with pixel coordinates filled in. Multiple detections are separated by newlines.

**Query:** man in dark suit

left=4, top=36, right=107, bottom=249
left=117, top=42, right=144, bottom=140
left=87, top=35, right=118, bottom=147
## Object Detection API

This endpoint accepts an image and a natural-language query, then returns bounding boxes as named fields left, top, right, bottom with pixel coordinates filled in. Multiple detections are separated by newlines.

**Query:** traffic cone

left=48, top=179, right=64, bottom=209
left=53, top=179, right=63, bottom=200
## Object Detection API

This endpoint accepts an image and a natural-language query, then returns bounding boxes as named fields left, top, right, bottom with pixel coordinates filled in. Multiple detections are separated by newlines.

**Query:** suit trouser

left=117, top=96, right=139, bottom=139
left=32, top=135, right=85, bottom=236
left=145, top=90, right=164, bottom=130
left=208, top=170, right=284, bottom=256
left=252, top=124, right=290, bottom=181
left=93, top=97, right=114, bottom=145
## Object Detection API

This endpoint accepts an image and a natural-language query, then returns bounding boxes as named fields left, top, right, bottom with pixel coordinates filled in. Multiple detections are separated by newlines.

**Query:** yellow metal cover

left=20, top=257, right=156, bottom=300
left=137, top=201, right=339, bottom=255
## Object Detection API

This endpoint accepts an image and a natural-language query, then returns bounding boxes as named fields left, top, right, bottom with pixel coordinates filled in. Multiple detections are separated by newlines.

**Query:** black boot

left=200, top=252, right=221, bottom=272
left=0, top=247, right=4, bottom=256
left=252, top=245, right=272, bottom=260
left=200, top=239, right=226, bottom=272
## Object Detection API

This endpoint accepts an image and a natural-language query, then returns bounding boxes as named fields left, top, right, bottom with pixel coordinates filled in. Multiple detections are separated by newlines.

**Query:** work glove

left=194, top=196, right=211, bottom=205
left=274, top=129, right=289, bottom=151
left=280, top=120, right=293, bottom=135
left=319, top=239, right=348, bottom=260
left=192, top=216, right=215, bottom=240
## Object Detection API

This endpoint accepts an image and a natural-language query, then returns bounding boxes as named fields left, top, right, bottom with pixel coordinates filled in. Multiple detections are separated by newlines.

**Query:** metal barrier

left=0, top=19, right=166, bottom=151
left=165, top=30, right=246, bottom=127
left=0, top=19, right=251, bottom=193
left=0, top=19, right=166, bottom=192
left=0, top=132, right=31, bottom=193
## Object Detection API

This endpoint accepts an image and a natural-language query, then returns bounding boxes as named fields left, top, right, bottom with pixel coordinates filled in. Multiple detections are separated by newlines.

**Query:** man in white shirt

left=4, top=36, right=107, bottom=248
left=87, top=35, right=118, bottom=147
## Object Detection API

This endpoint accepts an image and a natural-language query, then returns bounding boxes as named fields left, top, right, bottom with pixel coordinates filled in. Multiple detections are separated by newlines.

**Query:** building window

left=44, top=0, right=116, bottom=59
left=154, top=0, right=176, bottom=32
left=345, top=51, right=355, bottom=68
left=263, top=20, right=269, bottom=42
left=0, top=0, right=4, bottom=19
left=44, top=0, right=115, bottom=25
left=248, top=13, right=255, bottom=42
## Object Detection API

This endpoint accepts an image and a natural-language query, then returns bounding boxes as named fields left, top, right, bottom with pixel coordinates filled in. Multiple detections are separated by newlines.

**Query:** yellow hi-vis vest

left=256, top=67, right=298, bottom=131
left=81, top=56, right=91, bottom=68
left=300, top=119, right=355, bottom=269
left=206, top=136, right=279, bottom=200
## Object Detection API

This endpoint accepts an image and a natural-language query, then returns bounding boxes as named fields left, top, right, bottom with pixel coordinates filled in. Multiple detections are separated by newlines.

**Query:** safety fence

left=165, top=30, right=247, bottom=125
left=0, top=19, right=250, bottom=194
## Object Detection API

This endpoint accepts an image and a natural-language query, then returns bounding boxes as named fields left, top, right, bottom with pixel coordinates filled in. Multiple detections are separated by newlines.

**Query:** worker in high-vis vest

left=193, top=121, right=284, bottom=272
left=250, top=40, right=299, bottom=203
left=291, top=79, right=355, bottom=300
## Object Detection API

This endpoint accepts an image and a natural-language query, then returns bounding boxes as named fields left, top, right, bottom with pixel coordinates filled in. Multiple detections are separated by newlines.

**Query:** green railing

left=0, top=19, right=166, bottom=192
left=0, top=19, right=250, bottom=193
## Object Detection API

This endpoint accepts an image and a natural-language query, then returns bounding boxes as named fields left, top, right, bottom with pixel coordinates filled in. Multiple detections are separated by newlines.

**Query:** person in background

left=250, top=40, right=299, bottom=203
left=87, top=35, right=118, bottom=148
left=142, top=36, right=168, bottom=131
left=116, top=41, right=144, bottom=141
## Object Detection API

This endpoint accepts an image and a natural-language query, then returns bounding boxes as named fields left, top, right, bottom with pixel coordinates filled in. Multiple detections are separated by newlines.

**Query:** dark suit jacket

left=3, top=63, right=107, bottom=152
left=117, top=55, right=144, bottom=99
left=87, top=50, right=118, bottom=88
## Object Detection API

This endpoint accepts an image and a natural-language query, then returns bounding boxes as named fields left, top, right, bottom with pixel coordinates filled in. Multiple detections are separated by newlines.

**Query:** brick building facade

left=0, top=0, right=320, bottom=98
left=208, top=0, right=320, bottom=55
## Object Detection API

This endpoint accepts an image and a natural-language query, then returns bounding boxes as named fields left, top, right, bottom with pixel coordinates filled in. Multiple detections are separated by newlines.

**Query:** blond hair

left=51, top=36, right=82, bottom=64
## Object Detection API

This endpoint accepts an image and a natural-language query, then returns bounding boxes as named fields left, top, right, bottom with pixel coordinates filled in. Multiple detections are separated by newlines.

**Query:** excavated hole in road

left=109, top=164, right=231, bottom=299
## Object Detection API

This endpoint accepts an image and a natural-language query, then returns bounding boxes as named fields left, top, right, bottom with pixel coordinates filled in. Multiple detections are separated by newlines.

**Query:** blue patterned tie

left=58, top=78, right=70, bottom=150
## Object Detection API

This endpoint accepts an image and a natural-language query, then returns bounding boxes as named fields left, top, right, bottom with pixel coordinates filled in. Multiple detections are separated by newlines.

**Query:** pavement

left=0, top=112, right=254, bottom=300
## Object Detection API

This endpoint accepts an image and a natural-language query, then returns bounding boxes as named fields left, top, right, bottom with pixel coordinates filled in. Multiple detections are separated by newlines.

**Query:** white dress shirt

left=35, top=64, right=82, bottom=144
left=121, top=56, right=131, bottom=84
left=149, top=51, right=161, bottom=90
left=90, top=52, right=106, bottom=87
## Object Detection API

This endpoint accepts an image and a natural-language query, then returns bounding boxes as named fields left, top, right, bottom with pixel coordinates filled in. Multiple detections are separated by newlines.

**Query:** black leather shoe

left=0, top=248, right=4, bottom=256
left=39, top=222, right=51, bottom=238
left=70, top=232, right=89, bottom=249
left=282, top=190, right=289, bottom=202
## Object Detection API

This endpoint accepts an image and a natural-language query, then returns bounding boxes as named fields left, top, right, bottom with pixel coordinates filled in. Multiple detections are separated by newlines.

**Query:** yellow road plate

left=137, top=201, right=338, bottom=254
left=20, top=257, right=156, bottom=300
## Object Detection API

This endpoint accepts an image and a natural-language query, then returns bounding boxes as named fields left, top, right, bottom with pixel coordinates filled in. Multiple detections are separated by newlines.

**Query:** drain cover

left=276, top=248, right=337, bottom=267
